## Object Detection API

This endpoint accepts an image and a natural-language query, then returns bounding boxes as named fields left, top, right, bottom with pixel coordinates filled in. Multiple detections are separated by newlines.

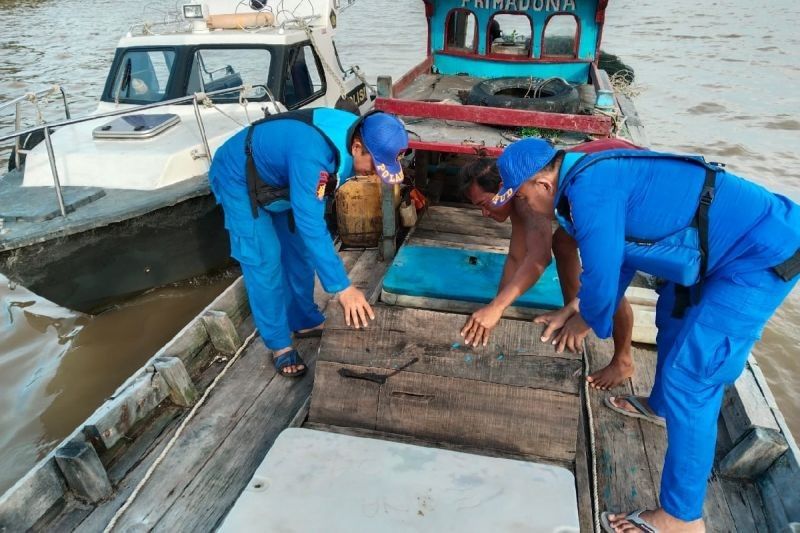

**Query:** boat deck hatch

left=93, top=113, right=180, bottom=139
left=383, top=244, right=564, bottom=310
left=219, top=428, right=580, bottom=532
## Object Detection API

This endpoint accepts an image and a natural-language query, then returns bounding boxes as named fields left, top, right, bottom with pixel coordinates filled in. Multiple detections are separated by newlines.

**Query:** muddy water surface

left=1, top=0, right=798, bottom=496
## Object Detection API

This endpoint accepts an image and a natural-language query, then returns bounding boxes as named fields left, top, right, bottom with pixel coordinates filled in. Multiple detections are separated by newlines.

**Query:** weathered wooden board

left=722, top=365, right=782, bottom=445
left=411, top=227, right=510, bottom=249
left=311, top=305, right=580, bottom=463
left=409, top=235, right=508, bottom=254
left=0, top=460, right=66, bottom=531
left=584, top=336, right=659, bottom=515
left=313, top=361, right=578, bottom=463
left=319, top=305, right=580, bottom=392
left=418, top=211, right=512, bottom=240
left=423, top=205, right=512, bottom=234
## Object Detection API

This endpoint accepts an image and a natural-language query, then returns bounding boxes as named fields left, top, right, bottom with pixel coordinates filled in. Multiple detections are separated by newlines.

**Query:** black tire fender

left=466, top=77, right=580, bottom=114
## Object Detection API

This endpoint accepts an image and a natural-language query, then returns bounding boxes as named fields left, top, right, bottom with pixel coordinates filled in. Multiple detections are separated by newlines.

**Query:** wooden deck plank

left=89, top=342, right=279, bottom=531
left=584, top=336, right=660, bottom=515
left=312, top=361, right=579, bottom=463
left=410, top=227, right=510, bottom=250
left=424, top=205, right=511, bottom=233
left=311, top=303, right=581, bottom=464
left=152, top=341, right=317, bottom=532
left=408, top=235, right=508, bottom=254
left=418, top=214, right=512, bottom=240
left=319, top=305, right=581, bottom=392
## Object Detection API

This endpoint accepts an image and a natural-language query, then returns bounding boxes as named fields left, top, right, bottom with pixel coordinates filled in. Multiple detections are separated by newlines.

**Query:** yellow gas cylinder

left=336, top=175, right=400, bottom=247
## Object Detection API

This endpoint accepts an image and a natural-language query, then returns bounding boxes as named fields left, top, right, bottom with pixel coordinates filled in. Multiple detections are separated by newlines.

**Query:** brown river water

left=0, top=0, right=798, bottom=496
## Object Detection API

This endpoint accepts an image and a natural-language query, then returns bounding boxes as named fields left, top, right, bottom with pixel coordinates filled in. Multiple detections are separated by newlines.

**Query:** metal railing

left=0, top=86, right=72, bottom=170
left=0, top=85, right=273, bottom=218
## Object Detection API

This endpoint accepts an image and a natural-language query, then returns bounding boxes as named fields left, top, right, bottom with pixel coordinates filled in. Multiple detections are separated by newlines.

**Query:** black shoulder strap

left=243, top=109, right=318, bottom=218
left=696, top=168, right=717, bottom=282
left=245, top=124, right=260, bottom=218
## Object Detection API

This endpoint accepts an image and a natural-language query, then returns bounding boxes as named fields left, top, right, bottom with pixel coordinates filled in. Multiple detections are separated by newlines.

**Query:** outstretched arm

left=461, top=204, right=553, bottom=346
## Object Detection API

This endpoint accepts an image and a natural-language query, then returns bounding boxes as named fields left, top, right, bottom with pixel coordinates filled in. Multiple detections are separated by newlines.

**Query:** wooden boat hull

left=0, top=193, right=231, bottom=313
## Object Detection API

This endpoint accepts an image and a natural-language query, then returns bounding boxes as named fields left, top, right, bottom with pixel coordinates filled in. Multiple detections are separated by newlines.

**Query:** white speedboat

left=0, top=0, right=372, bottom=313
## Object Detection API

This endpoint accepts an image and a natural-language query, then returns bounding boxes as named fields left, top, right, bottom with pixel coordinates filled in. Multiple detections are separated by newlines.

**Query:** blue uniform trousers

left=648, top=267, right=797, bottom=521
left=236, top=208, right=326, bottom=350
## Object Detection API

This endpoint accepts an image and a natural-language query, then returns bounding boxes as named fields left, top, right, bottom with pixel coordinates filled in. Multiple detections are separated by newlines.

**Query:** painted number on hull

left=347, top=84, right=369, bottom=108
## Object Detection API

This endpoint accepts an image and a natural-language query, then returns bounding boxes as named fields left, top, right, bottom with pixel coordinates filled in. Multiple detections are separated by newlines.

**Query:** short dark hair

left=460, top=158, right=501, bottom=199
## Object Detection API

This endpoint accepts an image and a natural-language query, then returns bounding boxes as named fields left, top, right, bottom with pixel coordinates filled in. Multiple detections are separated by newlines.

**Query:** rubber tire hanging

left=466, top=77, right=580, bottom=114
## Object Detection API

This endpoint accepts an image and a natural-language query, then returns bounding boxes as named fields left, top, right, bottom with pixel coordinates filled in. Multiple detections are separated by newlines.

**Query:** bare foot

left=607, top=508, right=705, bottom=532
left=273, top=347, right=305, bottom=375
left=587, top=354, right=634, bottom=390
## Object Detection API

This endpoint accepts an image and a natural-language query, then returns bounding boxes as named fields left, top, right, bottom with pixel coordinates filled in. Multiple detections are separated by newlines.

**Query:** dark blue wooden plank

left=383, top=245, right=563, bottom=310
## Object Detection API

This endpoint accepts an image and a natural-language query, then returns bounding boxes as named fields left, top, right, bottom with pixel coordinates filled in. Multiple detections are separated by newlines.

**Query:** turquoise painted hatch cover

left=383, top=245, right=564, bottom=310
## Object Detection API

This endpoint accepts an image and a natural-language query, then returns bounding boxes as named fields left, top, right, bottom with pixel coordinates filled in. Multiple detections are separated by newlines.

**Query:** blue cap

left=492, top=138, right=557, bottom=207
left=361, top=112, right=409, bottom=185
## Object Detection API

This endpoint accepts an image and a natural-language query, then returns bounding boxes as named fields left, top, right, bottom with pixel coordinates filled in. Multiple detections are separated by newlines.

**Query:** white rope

left=583, top=345, right=602, bottom=533
left=103, top=330, right=259, bottom=532
left=297, top=20, right=349, bottom=99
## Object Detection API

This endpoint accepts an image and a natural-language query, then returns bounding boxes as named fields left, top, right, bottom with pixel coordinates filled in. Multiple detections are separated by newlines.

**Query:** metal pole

left=380, top=182, right=397, bottom=261
left=192, top=95, right=212, bottom=166
left=58, top=86, right=71, bottom=119
left=42, top=126, right=67, bottom=217
left=14, top=101, right=22, bottom=168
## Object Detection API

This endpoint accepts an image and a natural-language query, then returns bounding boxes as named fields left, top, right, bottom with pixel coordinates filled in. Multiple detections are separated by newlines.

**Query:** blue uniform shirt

left=559, top=154, right=800, bottom=338
left=209, top=119, right=350, bottom=293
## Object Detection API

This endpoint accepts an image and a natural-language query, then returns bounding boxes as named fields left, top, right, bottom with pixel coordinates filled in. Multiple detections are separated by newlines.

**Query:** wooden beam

left=376, top=76, right=393, bottom=98
left=201, top=310, right=241, bottom=355
left=54, top=440, right=112, bottom=503
left=719, top=427, right=788, bottom=480
left=376, top=97, right=613, bottom=136
left=722, top=366, right=781, bottom=446
left=83, top=371, right=171, bottom=451
left=154, top=357, right=198, bottom=407
left=0, top=460, right=65, bottom=531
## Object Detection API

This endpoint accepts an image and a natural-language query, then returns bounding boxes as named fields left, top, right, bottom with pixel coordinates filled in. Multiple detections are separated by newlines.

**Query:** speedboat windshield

left=105, top=45, right=277, bottom=105
left=110, top=48, right=177, bottom=104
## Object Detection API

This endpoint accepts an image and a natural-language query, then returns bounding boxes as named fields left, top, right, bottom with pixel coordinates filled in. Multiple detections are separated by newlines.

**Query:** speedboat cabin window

left=542, top=14, right=579, bottom=58
left=284, top=43, right=326, bottom=109
left=111, top=49, right=176, bottom=104
left=488, top=13, right=533, bottom=57
left=187, top=48, right=273, bottom=102
left=445, top=9, right=478, bottom=53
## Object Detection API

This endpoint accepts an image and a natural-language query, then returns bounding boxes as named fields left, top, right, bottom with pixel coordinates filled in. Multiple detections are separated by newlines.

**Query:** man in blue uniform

left=491, top=138, right=800, bottom=532
left=209, top=109, right=408, bottom=378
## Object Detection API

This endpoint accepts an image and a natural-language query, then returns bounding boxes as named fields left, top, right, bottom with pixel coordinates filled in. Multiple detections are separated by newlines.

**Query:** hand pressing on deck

left=461, top=304, right=504, bottom=346
left=337, top=285, right=375, bottom=329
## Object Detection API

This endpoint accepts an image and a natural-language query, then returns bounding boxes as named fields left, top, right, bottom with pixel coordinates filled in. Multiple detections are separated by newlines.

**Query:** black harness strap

left=672, top=168, right=717, bottom=318
left=773, top=248, right=800, bottom=282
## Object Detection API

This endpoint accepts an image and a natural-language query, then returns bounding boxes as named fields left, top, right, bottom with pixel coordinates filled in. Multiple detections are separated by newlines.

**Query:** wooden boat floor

left=33, top=207, right=769, bottom=532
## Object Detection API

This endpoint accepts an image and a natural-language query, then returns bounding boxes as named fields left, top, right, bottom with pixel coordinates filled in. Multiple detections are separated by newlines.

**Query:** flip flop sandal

left=604, top=395, right=666, bottom=427
left=293, top=328, right=324, bottom=339
left=601, top=510, right=659, bottom=533
left=273, top=349, right=307, bottom=378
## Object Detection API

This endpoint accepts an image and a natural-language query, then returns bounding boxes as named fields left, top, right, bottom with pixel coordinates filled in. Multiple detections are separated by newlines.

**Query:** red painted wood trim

left=392, top=56, right=434, bottom=96
left=375, top=98, right=613, bottom=136
left=409, top=140, right=505, bottom=157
